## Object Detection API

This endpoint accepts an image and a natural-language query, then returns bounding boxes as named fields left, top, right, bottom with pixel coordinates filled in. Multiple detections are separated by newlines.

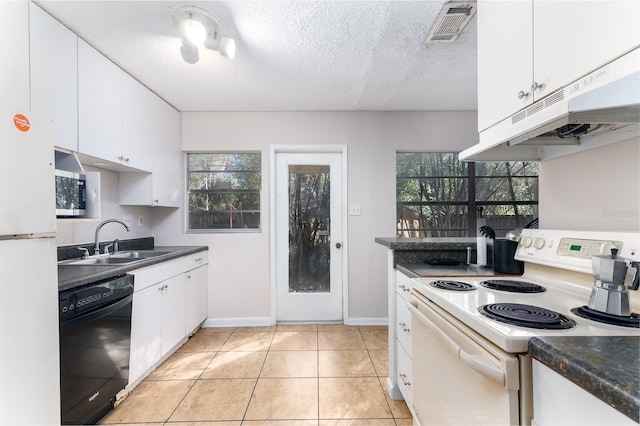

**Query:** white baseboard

left=346, top=317, right=388, bottom=326
left=202, top=317, right=388, bottom=327
left=202, top=317, right=275, bottom=328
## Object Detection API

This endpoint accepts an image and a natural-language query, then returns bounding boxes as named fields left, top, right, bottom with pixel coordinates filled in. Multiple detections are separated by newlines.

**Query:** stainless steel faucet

left=94, top=219, right=130, bottom=255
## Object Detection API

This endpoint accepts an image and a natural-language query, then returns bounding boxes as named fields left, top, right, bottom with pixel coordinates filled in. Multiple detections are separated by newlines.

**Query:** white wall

left=538, top=136, right=640, bottom=231
left=149, top=111, right=479, bottom=324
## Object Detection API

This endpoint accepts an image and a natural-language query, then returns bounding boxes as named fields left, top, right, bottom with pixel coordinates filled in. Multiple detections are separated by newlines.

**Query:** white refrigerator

left=0, top=110, right=61, bottom=425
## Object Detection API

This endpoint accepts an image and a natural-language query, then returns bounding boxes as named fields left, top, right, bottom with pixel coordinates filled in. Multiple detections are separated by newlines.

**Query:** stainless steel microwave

left=55, top=170, right=86, bottom=217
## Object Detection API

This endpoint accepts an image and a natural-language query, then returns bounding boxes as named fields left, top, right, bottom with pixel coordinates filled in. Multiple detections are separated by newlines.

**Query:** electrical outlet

left=122, top=215, right=133, bottom=228
left=349, top=204, right=362, bottom=216
left=137, top=216, right=144, bottom=227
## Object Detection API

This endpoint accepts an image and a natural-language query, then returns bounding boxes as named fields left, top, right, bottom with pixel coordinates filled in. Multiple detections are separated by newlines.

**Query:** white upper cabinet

left=477, top=0, right=533, bottom=132
left=121, top=73, right=154, bottom=172
left=78, top=38, right=123, bottom=165
left=532, top=1, right=640, bottom=101
left=0, top=1, right=29, bottom=111
left=78, top=40, right=152, bottom=172
left=30, top=4, right=78, bottom=152
left=477, top=0, right=640, bottom=132
left=119, top=94, right=181, bottom=207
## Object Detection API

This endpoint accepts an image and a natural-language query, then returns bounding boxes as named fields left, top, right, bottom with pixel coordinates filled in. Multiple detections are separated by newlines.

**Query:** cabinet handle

left=117, top=155, right=124, bottom=161
left=186, top=275, right=191, bottom=279
left=124, top=157, right=130, bottom=162
left=399, top=373, right=411, bottom=386
left=398, top=322, right=410, bottom=333
left=398, top=284, right=410, bottom=292
left=531, top=81, right=543, bottom=92
left=517, top=90, right=530, bottom=100
left=195, top=257, right=203, bottom=262
left=153, top=199, right=159, bottom=203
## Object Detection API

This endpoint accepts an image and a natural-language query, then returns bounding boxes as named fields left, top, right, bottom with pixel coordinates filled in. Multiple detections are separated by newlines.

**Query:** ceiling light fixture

left=174, top=6, right=236, bottom=63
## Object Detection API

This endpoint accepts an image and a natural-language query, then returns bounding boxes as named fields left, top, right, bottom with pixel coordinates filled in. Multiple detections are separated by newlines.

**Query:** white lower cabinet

left=129, top=281, right=162, bottom=384
left=185, top=264, right=209, bottom=334
left=160, top=274, right=186, bottom=357
left=396, top=342, right=413, bottom=412
left=532, top=360, right=637, bottom=426
left=129, top=250, right=208, bottom=387
left=393, top=270, right=414, bottom=414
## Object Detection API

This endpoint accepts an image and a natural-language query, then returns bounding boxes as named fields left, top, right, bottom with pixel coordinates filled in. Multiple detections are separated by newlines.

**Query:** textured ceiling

left=36, top=0, right=478, bottom=112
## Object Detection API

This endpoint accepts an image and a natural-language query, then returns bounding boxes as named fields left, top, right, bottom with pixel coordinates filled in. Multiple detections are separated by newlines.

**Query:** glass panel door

left=288, top=165, right=331, bottom=293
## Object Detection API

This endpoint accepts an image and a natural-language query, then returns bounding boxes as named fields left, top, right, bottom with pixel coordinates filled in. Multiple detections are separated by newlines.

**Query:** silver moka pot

left=589, top=248, right=640, bottom=316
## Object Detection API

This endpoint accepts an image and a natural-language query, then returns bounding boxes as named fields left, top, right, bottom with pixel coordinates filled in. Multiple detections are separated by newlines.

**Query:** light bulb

left=182, top=17, right=207, bottom=45
left=219, top=37, right=236, bottom=59
left=180, top=39, right=199, bottom=64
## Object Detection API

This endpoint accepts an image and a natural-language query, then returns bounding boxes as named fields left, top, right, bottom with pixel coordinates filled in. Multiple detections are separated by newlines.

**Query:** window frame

left=396, top=152, right=539, bottom=238
left=184, top=151, right=263, bottom=234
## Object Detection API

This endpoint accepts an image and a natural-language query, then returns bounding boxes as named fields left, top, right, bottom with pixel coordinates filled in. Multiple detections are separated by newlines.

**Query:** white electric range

left=408, top=229, right=640, bottom=426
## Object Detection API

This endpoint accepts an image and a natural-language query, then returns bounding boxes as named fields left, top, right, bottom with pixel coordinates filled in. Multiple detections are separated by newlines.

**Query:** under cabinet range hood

left=461, top=48, right=640, bottom=162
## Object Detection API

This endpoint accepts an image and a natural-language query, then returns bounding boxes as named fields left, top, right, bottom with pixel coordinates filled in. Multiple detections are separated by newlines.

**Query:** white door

left=275, top=152, right=344, bottom=322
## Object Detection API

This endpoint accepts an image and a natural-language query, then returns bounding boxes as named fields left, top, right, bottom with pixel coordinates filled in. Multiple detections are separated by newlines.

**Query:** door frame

left=269, top=144, right=349, bottom=324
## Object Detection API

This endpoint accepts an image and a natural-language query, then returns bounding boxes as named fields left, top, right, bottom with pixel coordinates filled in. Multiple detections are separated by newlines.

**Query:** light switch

left=349, top=204, right=362, bottom=216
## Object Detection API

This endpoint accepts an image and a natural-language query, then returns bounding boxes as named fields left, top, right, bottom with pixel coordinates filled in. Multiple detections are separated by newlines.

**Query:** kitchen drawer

left=185, top=251, right=208, bottom=270
left=131, top=264, right=163, bottom=292
left=161, top=256, right=186, bottom=280
left=396, top=295, right=411, bottom=354
left=397, top=341, right=413, bottom=410
left=395, top=270, right=412, bottom=301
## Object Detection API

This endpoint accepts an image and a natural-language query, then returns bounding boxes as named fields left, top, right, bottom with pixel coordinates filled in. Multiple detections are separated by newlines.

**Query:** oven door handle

left=408, top=300, right=505, bottom=385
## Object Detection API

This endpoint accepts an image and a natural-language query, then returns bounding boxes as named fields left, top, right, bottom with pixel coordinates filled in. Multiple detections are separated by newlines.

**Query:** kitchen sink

left=64, top=257, right=140, bottom=265
left=111, top=250, right=172, bottom=259
left=59, top=250, right=172, bottom=266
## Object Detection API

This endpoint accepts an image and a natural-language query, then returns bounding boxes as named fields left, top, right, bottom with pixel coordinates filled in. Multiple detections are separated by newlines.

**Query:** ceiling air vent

left=425, top=1, right=476, bottom=44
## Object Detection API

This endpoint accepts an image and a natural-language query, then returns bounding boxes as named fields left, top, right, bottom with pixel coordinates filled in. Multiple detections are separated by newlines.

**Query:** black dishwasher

left=59, top=274, right=134, bottom=425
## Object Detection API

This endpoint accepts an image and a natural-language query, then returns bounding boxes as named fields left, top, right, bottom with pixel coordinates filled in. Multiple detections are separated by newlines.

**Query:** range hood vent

left=460, top=48, right=640, bottom=162
left=425, top=1, right=476, bottom=44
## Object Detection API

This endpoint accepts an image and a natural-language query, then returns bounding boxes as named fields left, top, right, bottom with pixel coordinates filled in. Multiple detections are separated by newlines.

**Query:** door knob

left=336, top=242, right=342, bottom=249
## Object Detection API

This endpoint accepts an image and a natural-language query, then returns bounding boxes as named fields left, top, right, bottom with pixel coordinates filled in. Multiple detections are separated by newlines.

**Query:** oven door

left=408, top=291, right=524, bottom=426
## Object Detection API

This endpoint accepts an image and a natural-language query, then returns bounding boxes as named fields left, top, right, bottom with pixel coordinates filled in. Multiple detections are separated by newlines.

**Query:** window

left=396, top=152, right=538, bottom=238
left=186, top=152, right=261, bottom=232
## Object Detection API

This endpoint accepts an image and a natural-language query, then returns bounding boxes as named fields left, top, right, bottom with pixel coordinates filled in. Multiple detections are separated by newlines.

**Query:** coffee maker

left=589, top=248, right=640, bottom=316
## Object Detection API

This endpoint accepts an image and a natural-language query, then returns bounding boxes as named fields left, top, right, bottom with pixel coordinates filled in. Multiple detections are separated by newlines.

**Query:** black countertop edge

left=396, top=263, right=503, bottom=278
left=375, top=237, right=481, bottom=250
left=528, top=336, right=640, bottom=423
left=58, top=245, right=208, bottom=292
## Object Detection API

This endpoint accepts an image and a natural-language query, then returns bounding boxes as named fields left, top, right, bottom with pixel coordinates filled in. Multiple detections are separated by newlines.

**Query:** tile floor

left=101, top=324, right=412, bottom=426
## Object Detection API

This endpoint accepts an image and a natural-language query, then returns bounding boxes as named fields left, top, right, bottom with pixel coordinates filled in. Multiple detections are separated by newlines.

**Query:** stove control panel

left=556, top=238, right=623, bottom=259
left=516, top=229, right=640, bottom=273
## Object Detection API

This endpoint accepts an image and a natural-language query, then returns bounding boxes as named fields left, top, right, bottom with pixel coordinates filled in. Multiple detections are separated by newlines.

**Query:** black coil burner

left=479, top=303, right=576, bottom=329
left=480, top=279, right=546, bottom=293
left=571, top=306, right=640, bottom=328
left=429, top=280, right=476, bottom=291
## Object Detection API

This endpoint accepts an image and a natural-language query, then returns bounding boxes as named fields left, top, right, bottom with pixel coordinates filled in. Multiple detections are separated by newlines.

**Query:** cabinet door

left=129, top=283, right=162, bottom=385
left=533, top=1, right=640, bottom=101
left=477, top=0, right=533, bottom=131
left=161, top=274, right=186, bottom=356
left=0, top=1, right=29, bottom=111
left=121, top=73, right=153, bottom=172
left=185, top=264, right=209, bottom=334
left=118, top=93, right=181, bottom=207
left=396, top=343, right=413, bottom=410
left=78, top=39, right=122, bottom=163
left=151, top=98, right=182, bottom=207
left=30, top=5, right=78, bottom=151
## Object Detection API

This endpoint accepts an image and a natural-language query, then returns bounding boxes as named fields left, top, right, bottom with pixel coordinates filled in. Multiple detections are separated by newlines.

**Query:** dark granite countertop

left=528, top=336, right=640, bottom=422
left=396, top=263, right=500, bottom=278
left=375, top=237, right=480, bottom=250
left=58, top=245, right=208, bottom=292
